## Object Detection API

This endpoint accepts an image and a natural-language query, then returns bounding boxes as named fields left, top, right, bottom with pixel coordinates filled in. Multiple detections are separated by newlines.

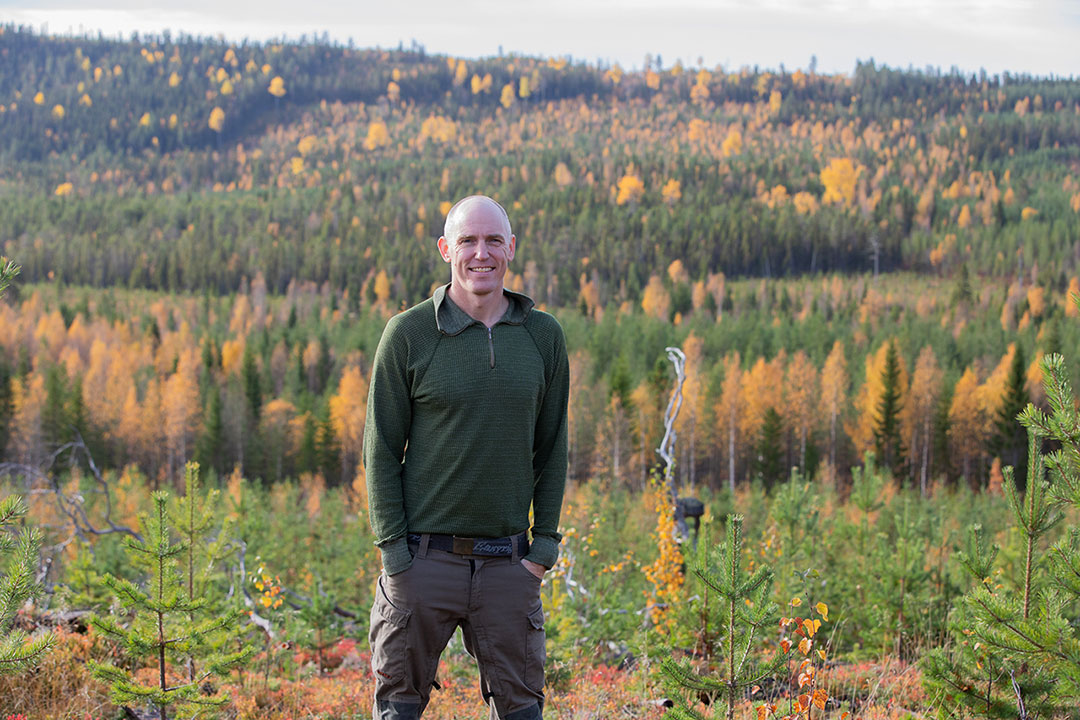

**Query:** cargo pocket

left=524, top=605, right=546, bottom=692
left=369, top=575, right=412, bottom=689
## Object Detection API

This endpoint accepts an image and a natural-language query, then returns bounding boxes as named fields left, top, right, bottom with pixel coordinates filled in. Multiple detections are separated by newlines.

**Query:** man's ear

left=437, top=236, right=451, bottom=262
left=507, top=235, right=516, bottom=262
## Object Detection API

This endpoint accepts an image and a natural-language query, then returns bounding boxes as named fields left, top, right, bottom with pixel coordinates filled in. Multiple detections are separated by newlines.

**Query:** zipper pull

left=487, top=327, right=495, bottom=368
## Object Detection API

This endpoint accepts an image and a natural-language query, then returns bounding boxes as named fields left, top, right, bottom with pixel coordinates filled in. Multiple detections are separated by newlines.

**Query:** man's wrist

left=523, top=534, right=559, bottom=569
left=379, top=536, right=413, bottom=576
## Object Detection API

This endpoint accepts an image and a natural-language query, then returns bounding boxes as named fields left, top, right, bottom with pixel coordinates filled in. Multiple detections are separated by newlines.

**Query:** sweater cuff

left=379, top=536, right=413, bottom=576
left=524, top=534, right=559, bottom=569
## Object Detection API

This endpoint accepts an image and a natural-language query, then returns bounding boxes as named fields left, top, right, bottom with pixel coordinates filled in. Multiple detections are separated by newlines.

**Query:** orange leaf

left=757, top=705, right=769, bottom=720
left=817, top=649, right=827, bottom=661
left=842, top=713, right=849, bottom=720
left=815, top=601, right=829, bottom=620
left=812, top=688, right=828, bottom=710
left=798, top=637, right=812, bottom=655
left=798, top=672, right=811, bottom=688
left=781, top=639, right=792, bottom=653
left=797, top=694, right=810, bottom=712
left=752, top=685, right=761, bottom=695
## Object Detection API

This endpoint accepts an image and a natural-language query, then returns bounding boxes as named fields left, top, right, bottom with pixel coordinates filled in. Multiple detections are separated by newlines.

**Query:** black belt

left=407, top=532, right=528, bottom=557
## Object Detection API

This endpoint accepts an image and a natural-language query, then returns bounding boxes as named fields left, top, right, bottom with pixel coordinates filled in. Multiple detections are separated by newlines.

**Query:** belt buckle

left=452, top=536, right=474, bottom=554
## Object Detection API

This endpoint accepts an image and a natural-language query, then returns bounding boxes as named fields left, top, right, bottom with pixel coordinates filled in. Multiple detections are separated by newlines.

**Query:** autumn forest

left=2, top=23, right=1080, bottom=720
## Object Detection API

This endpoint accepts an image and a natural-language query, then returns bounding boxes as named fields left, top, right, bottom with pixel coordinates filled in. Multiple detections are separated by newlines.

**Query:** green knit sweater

left=363, top=285, right=569, bottom=575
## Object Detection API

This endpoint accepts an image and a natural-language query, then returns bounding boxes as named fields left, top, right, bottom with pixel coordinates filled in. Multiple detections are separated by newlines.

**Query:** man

left=364, top=195, right=569, bottom=720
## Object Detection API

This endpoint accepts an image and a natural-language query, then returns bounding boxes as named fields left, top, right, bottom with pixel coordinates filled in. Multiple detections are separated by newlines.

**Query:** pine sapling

left=846, top=452, right=885, bottom=641
left=921, top=524, right=1036, bottom=718
left=942, top=429, right=1059, bottom=716
left=768, top=470, right=821, bottom=573
left=0, top=494, right=55, bottom=675
left=170, top=462, right=249, bottom=685
left=872, top=497, right=932, bottom=658
left=849, top=452, right=885, bottom=557
left=661, top=514, right=791, bottom=720
left=0, top=258, right=55, bottom=676
left=89, top=490, right=249, bottom=720
left=291, top=581, right=342, bottom=675
left=997, top=351, right=1080, bottom=705
left=57, top=540, right=111, bottom=612
left=0, top=257, right=18, bottom=297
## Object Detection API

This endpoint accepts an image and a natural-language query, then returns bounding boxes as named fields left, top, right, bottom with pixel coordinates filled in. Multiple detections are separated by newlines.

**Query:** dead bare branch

left=0, top=431, right=142, bottom=542
left=658, top=346, right=688, bottom=541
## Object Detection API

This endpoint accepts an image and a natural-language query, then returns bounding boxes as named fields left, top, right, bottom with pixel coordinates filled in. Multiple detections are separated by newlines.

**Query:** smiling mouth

left=469, top=267, right=495, bottom=273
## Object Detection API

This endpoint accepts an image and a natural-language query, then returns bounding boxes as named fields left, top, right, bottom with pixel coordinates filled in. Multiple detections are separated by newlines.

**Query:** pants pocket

left=524, top=605, right=546, bottom=692
left=515, top=559, right=544, bottom=586
left=370, top=575, right=412, bottom=687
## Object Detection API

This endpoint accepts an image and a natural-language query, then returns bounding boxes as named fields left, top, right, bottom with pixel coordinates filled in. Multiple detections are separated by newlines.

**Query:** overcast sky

left=2, top=0, right=1077, bottom=77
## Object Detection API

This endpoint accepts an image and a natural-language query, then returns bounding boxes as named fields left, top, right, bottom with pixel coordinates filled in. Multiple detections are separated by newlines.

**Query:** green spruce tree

left=241, top=345, right=262, bottom=424
left=951, top=262, right=973, bottom=306
left=315, top=334, right=333, bottom=396
left=0, top=354, right=13, bottom=456
left=194, top=385, right=224, bottom=476
left=991, top=344, right=1029, bottom=491
left=297, top=412, right=319, bottom=475
left=754, top=407, right=785, bottom=488
left=874, top=340, right=906, bottom=475
left=316, top=412, right=341, bottom=484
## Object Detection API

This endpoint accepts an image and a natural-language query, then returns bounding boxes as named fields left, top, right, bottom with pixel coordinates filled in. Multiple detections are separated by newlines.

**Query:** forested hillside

left=3, top=24, right=1079, bottom=301
left=3, top=25, right=1080, bottom=492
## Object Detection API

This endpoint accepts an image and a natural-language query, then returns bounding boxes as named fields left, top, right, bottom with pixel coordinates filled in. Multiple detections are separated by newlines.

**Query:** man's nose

left=473, top=240, right=491, bottom=258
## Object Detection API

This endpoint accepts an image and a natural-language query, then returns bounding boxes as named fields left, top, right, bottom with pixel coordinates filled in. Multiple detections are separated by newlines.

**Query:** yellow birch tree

left=820, top=340, right=848, bottom=469
left=905, top=346, right=943, bottom=495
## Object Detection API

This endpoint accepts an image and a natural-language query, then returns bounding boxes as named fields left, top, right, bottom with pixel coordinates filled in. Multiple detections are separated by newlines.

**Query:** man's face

left=438, top=199, right=516, bottom=301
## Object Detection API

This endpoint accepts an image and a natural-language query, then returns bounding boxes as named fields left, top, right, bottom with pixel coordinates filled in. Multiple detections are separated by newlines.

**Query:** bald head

left=443, top=195, right=512, bottom=240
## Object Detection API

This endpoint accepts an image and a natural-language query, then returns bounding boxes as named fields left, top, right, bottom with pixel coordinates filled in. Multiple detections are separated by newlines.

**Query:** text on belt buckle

left=452, top=536, right=474, bottom=554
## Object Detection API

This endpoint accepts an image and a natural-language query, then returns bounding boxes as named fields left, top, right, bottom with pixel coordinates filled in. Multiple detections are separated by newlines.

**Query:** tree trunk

left=799, top=427, right=807, bottom=473
left=689, top=427, right=696, bottom=489
left=920, top=419, right=929, bottom=497
left=728, top=425, right=736, bottom=493
left=829, top=411, right=837, bottom=469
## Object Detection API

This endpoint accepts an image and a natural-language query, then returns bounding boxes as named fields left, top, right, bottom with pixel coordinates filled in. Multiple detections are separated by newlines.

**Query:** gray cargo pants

left=369, top=535, right=545, bottom=720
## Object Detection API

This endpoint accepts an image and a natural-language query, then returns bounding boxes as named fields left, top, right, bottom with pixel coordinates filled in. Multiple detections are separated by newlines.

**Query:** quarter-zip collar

left=432, top=283, right=534, bottom=336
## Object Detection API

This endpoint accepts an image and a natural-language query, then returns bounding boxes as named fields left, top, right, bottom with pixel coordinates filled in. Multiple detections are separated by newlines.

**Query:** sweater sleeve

left=525, top=317, right=569, bottom=569
left=363, top=315, right=414, bottom=575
